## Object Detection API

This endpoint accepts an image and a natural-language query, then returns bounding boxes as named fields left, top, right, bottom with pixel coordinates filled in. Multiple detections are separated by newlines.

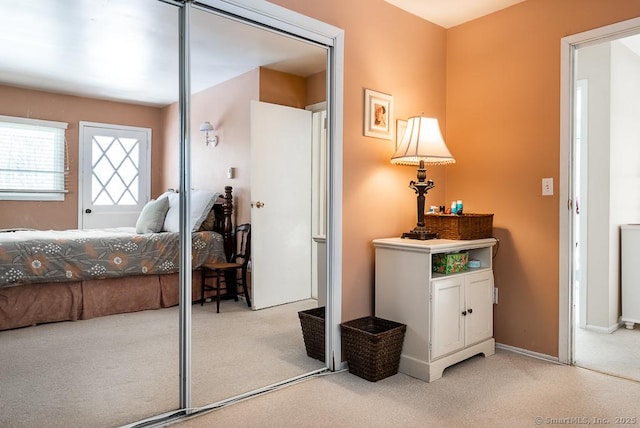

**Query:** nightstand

left=373, top=237, right=497, bottom=382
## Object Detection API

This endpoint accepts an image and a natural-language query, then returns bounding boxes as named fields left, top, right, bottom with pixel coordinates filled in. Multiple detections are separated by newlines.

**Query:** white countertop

left=372, top=237, right=497, bottom=254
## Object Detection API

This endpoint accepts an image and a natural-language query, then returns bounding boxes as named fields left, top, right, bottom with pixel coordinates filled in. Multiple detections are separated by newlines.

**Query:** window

left=0, top=115, right=68, bottom=201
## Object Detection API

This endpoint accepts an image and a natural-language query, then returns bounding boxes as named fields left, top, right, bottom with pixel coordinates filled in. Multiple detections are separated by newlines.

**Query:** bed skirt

left=0, top=271, right=208, bottom=331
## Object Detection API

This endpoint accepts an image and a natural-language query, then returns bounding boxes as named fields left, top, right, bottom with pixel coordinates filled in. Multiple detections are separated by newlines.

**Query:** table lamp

left=391, top=116, right=455, bottom=240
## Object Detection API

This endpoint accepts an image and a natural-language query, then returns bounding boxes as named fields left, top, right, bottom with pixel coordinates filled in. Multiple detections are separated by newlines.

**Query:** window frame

left=0, top=114, right=68, bottom=201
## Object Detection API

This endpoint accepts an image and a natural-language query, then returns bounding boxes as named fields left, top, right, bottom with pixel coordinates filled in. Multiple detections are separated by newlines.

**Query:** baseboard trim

left=580, top=322, right=622, bottom=334
left=496, top=343, right=562, bottom=365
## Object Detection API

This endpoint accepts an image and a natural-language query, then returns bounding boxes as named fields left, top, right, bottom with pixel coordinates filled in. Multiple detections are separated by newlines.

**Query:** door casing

left=558, top=16, right=640, bottom=365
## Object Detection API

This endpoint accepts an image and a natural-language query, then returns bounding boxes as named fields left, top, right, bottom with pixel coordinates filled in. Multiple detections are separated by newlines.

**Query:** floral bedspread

left=0, top=227, right=227, bottom=286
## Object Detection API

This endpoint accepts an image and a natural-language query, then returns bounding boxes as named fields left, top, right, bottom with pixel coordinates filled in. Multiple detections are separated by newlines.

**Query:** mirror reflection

left=187, top=6, right=328, bottom=408
left=0, top=1, right=328, bottom=426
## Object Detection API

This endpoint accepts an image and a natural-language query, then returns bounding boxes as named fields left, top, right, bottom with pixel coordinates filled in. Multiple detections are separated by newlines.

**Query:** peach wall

left=160, top=69, right=260, bottom=227
left=269, top=0, right=448, bottom=320
left=0, top=85, right=163, bottom=230
left=306, top=71, right=327, bottom=106
left=259, top=67, right=307, bottom=108
left=446, top=0, right=640, bottom=356
left=160, top=66, right=324, bottom=229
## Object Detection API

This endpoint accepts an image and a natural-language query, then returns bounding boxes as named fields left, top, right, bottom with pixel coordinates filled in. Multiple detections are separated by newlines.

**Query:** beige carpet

left=4, top=303, right=640, bottom=428
left=575, top=324, right=640, bottom=381
left=0, top=299, right=324, bottom=428
left=172, top=349, right=640, bottom=428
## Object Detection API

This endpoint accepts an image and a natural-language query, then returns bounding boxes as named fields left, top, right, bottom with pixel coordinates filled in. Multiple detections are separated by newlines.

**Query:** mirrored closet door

left=187, top=3, right=328, bottom=408
left=0, top=1, right=182, bottom=427
left=0, top=1, right=335, bottom=426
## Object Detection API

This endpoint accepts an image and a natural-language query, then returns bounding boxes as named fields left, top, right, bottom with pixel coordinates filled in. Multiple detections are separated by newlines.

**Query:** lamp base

left=401, top=228, right=438, bottom=240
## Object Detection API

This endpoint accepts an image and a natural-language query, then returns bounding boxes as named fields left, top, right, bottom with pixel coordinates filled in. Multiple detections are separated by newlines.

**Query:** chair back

left=233, top=223, right=251, bottom=267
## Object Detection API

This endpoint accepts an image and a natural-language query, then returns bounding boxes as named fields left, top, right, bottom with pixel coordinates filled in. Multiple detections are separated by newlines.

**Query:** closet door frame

left=175, top=0, right=345, bottom=415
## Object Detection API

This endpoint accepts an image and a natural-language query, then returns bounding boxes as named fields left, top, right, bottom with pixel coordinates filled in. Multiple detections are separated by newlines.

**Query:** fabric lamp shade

left=391, top=116, right=455, bottom=166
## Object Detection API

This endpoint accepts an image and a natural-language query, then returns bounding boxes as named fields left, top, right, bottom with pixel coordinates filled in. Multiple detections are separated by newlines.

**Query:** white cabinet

left=621, top=225, right=640, bottom=329
left=373, top=238, right=497, bottom=382
left=431, top=270, right=494, bottom=360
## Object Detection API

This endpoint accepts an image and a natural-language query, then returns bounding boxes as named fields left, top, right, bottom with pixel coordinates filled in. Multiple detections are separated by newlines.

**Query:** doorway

left=559, top=17, right=640, bottom=379
left=78, top=122, right=151, bottom=229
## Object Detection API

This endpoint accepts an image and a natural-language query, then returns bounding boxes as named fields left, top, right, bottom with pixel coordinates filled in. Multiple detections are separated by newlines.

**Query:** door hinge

left=567, top=199, right=573, bottom=210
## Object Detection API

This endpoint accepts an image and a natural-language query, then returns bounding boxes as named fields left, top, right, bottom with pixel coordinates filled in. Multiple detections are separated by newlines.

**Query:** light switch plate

left=542, top=177, right=553, bottom=196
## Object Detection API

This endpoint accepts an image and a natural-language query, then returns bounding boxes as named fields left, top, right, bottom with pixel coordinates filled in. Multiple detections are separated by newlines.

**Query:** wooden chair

left=201, top=223, right=252, bottom=313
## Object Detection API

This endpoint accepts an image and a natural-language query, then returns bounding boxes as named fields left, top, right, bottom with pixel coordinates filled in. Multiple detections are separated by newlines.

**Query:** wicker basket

left=298, top=307, right=325, bottom=361
left=340, top=316, right=406, bottom=382
left=424, top=213, right=494, bottom=240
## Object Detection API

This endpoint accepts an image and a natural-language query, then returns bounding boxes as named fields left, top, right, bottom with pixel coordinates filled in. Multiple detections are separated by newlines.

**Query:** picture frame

left=395, top=119, right=408, bottom=148
left=363, top=88, right=393, bottom=140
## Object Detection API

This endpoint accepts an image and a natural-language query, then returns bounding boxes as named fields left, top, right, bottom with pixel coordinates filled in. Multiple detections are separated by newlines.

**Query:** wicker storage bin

left=340, top=316, right=406, bottom=382
left=298, top=307, right=325, bottom=361
left=424, top=213, right=494, bottom=240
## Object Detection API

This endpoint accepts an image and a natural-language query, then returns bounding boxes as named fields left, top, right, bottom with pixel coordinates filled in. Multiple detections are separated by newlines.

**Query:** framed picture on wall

left=363, top=88, right=393, bottom=140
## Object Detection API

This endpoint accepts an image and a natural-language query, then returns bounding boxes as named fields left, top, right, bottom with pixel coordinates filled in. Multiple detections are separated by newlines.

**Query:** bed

left=0, top=186, right=235, bottom=331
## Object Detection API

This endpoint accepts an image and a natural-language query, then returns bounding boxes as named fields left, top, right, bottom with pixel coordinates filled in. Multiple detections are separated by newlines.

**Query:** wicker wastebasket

left=340, top=316, right=406, bottom=382
left=298, top=307, right=325, bottom=361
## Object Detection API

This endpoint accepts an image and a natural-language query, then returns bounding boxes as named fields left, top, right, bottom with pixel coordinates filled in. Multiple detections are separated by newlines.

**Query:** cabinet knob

left=468, top=308, right=473, bottom=314
left=461, top=310, right=467, bottom=316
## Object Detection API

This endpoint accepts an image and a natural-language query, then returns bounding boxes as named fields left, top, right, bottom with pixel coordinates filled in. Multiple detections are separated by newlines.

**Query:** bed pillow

left=162, top=192, right=181, bottom=233
left=162, top=190, right=219, bottom=233
left=198, top=198, right=222, bottom=231
left=135, top=197, right=170, bottom=234
left=191, top=190, right=220, bottom=231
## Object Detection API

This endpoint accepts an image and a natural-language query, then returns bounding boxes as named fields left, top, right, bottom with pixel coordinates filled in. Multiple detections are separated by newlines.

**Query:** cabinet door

left=464, top=270, right=494, bottom=347
left=431, top=276, right=465, bottom=360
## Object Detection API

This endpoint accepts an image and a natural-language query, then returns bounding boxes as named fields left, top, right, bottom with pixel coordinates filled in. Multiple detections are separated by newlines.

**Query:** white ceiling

left=0, top=0, right=326, bottom=107
left=384, top=0, right=526, bottom=28
left=2, top=1, right=639, bottom=107
left=1, top=0, right=528, bottom=107
left=390, top=0, right=640, bottom=58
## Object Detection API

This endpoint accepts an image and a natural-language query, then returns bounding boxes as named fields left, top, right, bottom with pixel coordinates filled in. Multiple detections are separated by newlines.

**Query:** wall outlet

left=493, top=287, right=498, bottom=304
left=542, top=177, right=553, bottom=196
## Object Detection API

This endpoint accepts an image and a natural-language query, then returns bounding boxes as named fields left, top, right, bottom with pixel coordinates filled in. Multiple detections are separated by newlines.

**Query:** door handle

left=85, top=209, right=92, bottom=214
left=255, top=201, right=265, bottom=208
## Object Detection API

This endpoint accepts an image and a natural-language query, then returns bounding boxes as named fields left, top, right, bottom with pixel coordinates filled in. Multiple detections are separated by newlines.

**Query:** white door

left=464, top=271, right=494, bottom=347
left=573, top=80, right=588, bottom=329
left=79, top=122, right=151, bottom=229
left=431, top=276, right=465, bottom=360
left=250, top=101, right=312, bottom=309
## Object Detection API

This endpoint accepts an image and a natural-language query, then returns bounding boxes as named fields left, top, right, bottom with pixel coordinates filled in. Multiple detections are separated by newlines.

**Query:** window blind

left=0, top=115, right=68, bottom=201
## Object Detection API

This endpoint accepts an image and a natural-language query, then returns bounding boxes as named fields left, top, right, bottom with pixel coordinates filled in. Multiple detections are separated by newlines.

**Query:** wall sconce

left=199, top=121, right=218, bottom=147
